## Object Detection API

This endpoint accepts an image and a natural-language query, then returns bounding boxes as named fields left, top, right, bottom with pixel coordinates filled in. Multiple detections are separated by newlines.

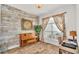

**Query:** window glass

left=44, top=17, right=62, bottom=36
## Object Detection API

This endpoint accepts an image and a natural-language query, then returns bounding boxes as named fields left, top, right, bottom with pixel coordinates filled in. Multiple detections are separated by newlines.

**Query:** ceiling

left=9, top=4, right=70, bottom=16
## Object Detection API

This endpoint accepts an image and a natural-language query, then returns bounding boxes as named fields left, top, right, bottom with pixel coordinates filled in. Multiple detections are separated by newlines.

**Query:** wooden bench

left=19, top=33, right=37, bottom=47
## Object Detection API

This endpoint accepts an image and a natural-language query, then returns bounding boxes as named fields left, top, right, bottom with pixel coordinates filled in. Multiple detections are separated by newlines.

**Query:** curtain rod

left=43, top=12, right=66, bottom=19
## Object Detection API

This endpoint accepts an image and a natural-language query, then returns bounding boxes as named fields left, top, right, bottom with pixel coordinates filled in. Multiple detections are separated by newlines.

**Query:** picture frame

left=21, top=18, right=33, bottom=30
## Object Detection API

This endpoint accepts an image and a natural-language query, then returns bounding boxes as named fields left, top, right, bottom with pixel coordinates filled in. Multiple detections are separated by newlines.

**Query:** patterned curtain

left=42, top=17, right=49, bottom=31
left=53, top=13, right=66, bottom=40
left=41, top=13, right=66, bottom=41
left=41, top=17, right=49, bottom=41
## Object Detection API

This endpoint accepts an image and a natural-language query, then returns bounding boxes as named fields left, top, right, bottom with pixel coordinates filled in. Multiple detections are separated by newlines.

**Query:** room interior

left=0, top=4, right=79, bottom=54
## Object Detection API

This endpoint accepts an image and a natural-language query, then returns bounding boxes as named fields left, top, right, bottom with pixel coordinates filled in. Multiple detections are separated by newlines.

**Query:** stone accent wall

left=0, top=4, right=1, bottom=35
left=0, top=4, right=38, bottom=52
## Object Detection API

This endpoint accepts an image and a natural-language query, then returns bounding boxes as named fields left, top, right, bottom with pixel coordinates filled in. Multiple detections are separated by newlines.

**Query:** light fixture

left=70, top=31, right=77, bottom=40
left=35, top=4, right=43, bottom=9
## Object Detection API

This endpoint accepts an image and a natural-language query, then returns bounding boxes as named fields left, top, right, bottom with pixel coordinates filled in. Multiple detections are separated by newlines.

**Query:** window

left=44, top=17, right=63, bottom=40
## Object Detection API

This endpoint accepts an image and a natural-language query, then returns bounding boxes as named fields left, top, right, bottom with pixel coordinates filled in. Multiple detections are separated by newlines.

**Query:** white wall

left=76, top=5, right=79, bottom=47
left=39, top=5, right=76, bottom=41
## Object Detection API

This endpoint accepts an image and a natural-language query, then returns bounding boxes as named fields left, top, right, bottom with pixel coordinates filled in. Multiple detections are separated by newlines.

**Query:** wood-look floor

left=4, top=42, right=59, bottom=54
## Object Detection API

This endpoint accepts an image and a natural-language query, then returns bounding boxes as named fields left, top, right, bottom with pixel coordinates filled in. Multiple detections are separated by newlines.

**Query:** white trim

left=8, top=45, right=20, bottom=50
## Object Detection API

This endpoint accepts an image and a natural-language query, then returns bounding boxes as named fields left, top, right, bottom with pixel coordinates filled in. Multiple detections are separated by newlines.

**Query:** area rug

left=4, top=42, right=59, bottom=54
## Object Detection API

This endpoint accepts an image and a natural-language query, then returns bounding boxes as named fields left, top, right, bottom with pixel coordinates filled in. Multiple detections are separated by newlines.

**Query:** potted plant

left=34, top=25, right=42, bottom=41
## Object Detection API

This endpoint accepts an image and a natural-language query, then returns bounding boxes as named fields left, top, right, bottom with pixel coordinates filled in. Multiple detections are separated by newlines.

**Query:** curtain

left=41, top=13, right=66, bottom=41
left=42, top=17, right=49, bottom=31
left=53, top=13, right=66, bottom=40
left=41, top=17, right=49, bottom=41
left=53, top=14, right=64, bottom=32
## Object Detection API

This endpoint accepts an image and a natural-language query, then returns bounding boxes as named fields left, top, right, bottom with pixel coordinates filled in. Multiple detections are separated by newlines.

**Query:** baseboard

left=8, top=45, right=20, bottom=50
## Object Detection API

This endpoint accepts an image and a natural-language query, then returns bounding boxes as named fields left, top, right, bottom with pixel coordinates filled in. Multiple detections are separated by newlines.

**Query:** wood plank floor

left=4, top=42, right=59, bottom=54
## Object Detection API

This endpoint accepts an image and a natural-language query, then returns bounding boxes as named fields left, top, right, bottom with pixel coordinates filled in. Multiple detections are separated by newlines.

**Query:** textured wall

left=0, top=4, right=37, bottom=52
left=0, top=4, right=1, bottom=35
